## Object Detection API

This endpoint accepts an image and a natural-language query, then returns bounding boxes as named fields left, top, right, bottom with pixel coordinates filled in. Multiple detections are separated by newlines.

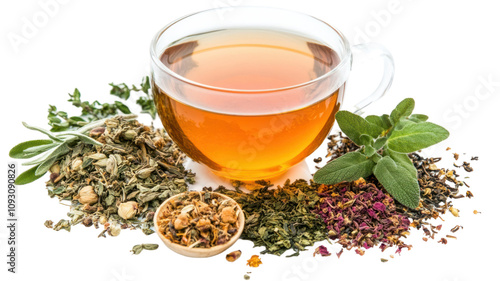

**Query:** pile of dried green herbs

left=42, top=116, right=194, bottom=236
left=214, top=180, right=327, bottom=257
left=10, top=78, right=195, bottom=245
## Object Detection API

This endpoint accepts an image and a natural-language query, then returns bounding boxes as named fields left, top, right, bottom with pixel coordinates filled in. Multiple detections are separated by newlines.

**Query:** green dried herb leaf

left=130, top=243, right=159, bottom=255
left=373, top=156, right=420, bottom=209
left=9, top=139, right=54, bottom=159
left=387, top=122, right=449, bottom=153
left=313, top=152, right=375, bottom=184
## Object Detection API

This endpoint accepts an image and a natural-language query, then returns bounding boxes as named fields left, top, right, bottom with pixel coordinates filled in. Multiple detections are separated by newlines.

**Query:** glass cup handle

left=350, top=43, right=395, bottom=115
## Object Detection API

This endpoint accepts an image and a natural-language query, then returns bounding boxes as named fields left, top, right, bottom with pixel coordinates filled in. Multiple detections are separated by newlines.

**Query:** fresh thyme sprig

left=48, top=77, right=154, bottom=132
left=313, top=98, right=449, bottom=209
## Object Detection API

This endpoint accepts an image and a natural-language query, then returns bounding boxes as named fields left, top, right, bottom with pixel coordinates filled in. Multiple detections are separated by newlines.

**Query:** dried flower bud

left=108, top=222, right=121, bottom=237
left=118, top=201, right=139, bottom=220
left=89, top=127, right=106, bottom=138
left=174, top=213, right=190, bottom=230
left=123, top=129, right=138, bottom=140
left=221, top=207, right=237, bottom=224
left=78, top=186, right=99, bottom=205
left=449, top=206, right=460, bottom=217
left=153, top=136, right=166, bottom=150
left=226, top=250, right=242, bottom=262
left=71, top=158, right=83, bottom=171
left=99, top=215, right=108, bottom=225
left=49, top=164, right=60, bottom=174
left=82, top=217, right=93, bottom=227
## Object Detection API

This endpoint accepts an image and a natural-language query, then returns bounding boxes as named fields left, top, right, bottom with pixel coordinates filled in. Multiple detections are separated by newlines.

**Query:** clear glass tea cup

left=150, top=7, right=394, bottom=180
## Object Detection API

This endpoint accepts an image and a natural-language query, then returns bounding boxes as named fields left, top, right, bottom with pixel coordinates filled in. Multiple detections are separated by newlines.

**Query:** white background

left=1, top=1, right=500, bottom=281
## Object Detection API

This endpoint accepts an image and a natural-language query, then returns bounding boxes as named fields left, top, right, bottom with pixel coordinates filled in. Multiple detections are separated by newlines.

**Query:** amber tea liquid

left=153, top=29, right=344, bottom=180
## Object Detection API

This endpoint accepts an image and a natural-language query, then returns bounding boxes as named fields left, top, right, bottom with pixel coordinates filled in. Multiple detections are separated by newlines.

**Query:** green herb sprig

left=10, top=114, right=137, bottom=185
left=313, top=98, right=449, bottom=209
left=48, top=77, right=155, bottom=132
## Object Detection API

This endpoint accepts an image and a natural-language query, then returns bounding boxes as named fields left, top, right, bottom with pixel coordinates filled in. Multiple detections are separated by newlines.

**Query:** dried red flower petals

left=313, top=180, right=411, bottom=254
left=313, top=245, right=331, bottom=257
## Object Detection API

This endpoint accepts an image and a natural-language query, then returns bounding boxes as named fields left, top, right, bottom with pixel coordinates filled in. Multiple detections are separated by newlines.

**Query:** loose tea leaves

left=9, top=115, right=136, bottom=185
left=216, top=180, right=326, bottom=257
left=321, top=134, right=474, bottom=256
left=314, top=98, right=449, bottom=209
left=156, top=191, right=241, bottom=248
left=44, top=116, right=194, bottom=237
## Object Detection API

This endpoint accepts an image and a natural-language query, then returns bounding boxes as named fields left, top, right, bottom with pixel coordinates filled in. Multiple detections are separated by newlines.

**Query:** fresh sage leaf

left=364, top=145, right=376, bottom=157
left=22, top=122, right=64, bottom=142
left=57, top=131, right=103, bottom=146
left=365, top=115, right=392, bottom=130
left=385, top=149, right=417, bottom=178
left=408, top=114, right=428, bottom=123
left=15, top=165, right=45, bottom=185
left=373, top=156, right=420, bottom=209
left=9, top=140, right=54, bottom=159
left=387, top=122, right=449, bottom=153
left=390, top=98, right=415, bottom=124
left=370, top=153, right=382, bottom=163
left=359, top=134, right=373, bottom=146
left=394, top=119, right=415, bottom=130
left=335, top=111, right=383, bottom=145
left=314, top=152, right=375, bottom=184
left=373, top=137, right=388, bottom=150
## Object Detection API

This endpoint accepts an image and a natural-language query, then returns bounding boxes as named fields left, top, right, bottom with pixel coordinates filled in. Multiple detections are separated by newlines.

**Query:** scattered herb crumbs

left=246, top=255, right=262, bottom=267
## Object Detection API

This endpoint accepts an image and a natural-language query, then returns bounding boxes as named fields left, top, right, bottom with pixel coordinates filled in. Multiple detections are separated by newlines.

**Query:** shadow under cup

left=150, top=7, right=352, bottom=180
